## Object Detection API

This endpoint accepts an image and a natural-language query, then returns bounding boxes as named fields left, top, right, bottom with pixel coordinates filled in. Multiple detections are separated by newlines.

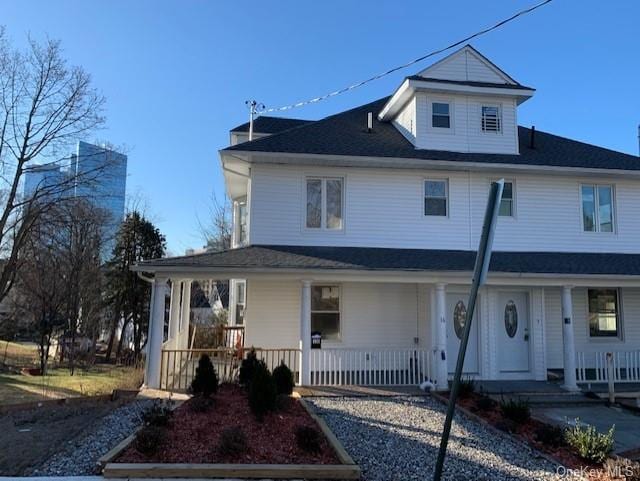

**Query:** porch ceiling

left=132, top=245, right=640, bottom=279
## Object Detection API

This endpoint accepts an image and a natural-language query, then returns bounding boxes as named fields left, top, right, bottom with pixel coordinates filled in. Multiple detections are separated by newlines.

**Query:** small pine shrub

left=604, top=457, right=640, bottom=481
left=474, top=396, right=497, bottom=412
left=565, top=420, right=615, bottom=464
left=239, top=348, right=259, bottom=386
left=218, top=427, right=248, bottom=456
left=535, top=424, right=566, bottom=448
left=276, top=393, right=293, bottom=411
left=190, top=354, right=219, bottom=397
left=142, top=399, right=173, bottom=427
left=500, top=397, right=531, bottom=424
left=272, top=361, right=294, bottom=395
left=458, top=377, right=476, bottom=399
left=190, top=395, right=214, bottom=413
left=248, top=360, right=277, bottom=420
left=295, top=425, right=321, bottom=453
left=135, top=426, right=165, bottom=456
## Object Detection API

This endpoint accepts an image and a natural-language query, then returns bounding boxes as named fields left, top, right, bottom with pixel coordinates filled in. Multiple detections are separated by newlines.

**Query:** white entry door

left=497, top=291, right=530, bottom=373
left=446, top=293, right=479, bottom=374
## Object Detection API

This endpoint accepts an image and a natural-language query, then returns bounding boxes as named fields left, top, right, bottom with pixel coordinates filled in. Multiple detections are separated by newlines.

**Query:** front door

left=446, top=292, right=479, bottom=374
left=497, top=291, right=530, bottom=373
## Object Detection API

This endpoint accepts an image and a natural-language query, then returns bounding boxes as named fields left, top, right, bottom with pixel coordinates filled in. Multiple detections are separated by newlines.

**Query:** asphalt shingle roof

left=225, top=97, right=639, bottom=171
left=230, top=116, right=313, bottom=134
left=138, top=245, right=640, bottom=276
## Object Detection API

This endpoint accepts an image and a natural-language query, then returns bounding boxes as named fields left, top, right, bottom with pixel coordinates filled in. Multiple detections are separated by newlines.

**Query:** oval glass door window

left=504, top=300, right=518, bottom=338
left=453, top=300, right=467, bottom=340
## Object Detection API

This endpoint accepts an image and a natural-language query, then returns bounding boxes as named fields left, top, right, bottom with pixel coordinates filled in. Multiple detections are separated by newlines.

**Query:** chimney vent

left=367, top=112, right=373, bottom=133
left=529, top=125, right=536, bottom=149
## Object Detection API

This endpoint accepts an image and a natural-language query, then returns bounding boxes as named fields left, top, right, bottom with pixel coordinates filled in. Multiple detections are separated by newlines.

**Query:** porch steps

left=488, top=392, right=606, bottom=407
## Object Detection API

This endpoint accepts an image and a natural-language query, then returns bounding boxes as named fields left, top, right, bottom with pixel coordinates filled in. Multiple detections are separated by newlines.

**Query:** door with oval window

left=445, top=293, right=480, bottom=374
left=497, top=291, right=530, bottom=373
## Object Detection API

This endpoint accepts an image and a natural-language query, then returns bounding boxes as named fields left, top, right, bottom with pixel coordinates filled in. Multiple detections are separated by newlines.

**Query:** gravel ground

left=26, top=399, right=153, bottom=476
left=308, top=396, right=581, bottom=481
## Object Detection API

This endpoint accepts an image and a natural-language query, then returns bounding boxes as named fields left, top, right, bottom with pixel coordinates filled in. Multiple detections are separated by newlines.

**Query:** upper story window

left=588, top=289, right=620, bottom=338
left=424, top=179, right=448, bottom=216
left=432, top=102, right=450, bottom=129
left=233, top=198, right=248, bottom=246
left=499, top=181, right=514, bottom=217
left=306, top=177, right=343, bottom=230
left=481, top=105, right=501, bottom=133
left=581, top=184, right=614, bottom=233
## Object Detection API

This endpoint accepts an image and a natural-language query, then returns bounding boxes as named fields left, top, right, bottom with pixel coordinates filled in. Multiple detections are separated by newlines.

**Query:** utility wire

left=260, top=0, right=553, bottom=114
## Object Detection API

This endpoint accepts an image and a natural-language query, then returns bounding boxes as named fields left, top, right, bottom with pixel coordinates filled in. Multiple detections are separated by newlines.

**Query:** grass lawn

left=0, top=340, right=144, bottom=405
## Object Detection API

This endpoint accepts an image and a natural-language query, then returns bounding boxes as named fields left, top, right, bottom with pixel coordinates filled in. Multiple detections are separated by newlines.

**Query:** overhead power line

left=259, top=0, right=553, bottom=114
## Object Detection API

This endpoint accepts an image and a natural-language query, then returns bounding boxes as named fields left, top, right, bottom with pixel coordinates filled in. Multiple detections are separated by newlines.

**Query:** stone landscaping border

left=102, top=398, right=360, bottom=479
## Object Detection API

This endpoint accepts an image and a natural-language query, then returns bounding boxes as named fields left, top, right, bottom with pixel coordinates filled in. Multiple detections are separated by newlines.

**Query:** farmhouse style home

left=136, top=45, right=640, bottom=392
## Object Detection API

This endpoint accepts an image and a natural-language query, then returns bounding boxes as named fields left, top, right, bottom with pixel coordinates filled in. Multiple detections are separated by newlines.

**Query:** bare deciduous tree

left=198, top=192, right=232, bottom=252
left=0, top=28, right=106, bottom=304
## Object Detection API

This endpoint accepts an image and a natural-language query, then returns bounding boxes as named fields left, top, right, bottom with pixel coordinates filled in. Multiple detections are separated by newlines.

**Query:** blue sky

left=4, top=0, right=639, bottom=254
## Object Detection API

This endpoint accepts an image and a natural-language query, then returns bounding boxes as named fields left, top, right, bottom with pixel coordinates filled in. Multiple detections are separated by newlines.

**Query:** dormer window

left=481, top=105, right=501, bottom=132
left=432, top=102, right=450, bottom=128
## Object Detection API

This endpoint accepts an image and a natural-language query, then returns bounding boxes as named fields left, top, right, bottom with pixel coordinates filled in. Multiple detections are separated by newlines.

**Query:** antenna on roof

left=245, top=100, right=265, bottom=141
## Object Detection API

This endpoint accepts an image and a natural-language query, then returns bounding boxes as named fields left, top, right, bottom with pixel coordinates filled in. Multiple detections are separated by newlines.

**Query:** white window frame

left=310, top=284, right=342, bottom=342
left=481, top=103, right=502, bottom=133
left=580, top=184, right=616, bottom=234
left=586, top=288, right=623, bottom=341
left=428, top=97, right=454, bottom=134
left=423, top=178, right=449, bottom=217
left=494, top=178, right=516, bottom=218
left=232, top=197, right=248, bottom=247
left=304, top=177, right=345, bottom=231
left=233, top=280, right=246, bottom=326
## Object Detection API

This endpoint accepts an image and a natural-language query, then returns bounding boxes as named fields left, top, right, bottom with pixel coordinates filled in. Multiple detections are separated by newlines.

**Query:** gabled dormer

left=379, top=45, right=535, bottom=154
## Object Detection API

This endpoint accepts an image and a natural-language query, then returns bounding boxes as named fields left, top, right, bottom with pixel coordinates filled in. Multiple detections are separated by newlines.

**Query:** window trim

left=431, top=101, right=451, bottom=129
left=586, top=288, right=623, bottom=341
left=580, top=183, right=616, bottom=234
left=492, top=178, right=516, bottom=218
left=304, top=176, right=345, bottom=232
left=234, top=280, right=246, bottom=326
left=310, top=284, right=342, bottom=342
left=481, top=103, right=502, bottom=134
left=423, top=178, right=449, bottom=217
left=233, top=197, right=248, bottom=247
left=428, top=97, right=455, bottom=134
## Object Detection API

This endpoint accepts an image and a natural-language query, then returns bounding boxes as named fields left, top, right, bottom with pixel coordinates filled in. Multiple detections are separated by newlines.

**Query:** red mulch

left=446, top=392, right=612, bottom=480
left=118, top=384, right=340, bottom=465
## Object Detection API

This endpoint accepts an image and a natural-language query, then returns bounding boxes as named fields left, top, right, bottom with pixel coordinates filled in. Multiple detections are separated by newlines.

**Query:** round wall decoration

left=504, top=300, right=518, bottom=338
left=453, top=300, right=467, bottom=340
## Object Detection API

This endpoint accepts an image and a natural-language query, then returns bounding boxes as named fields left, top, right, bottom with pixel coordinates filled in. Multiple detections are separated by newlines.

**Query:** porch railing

left=160, top=347, right=300, bottom=392
left=576, top=350, right=640, bottom=383
left=309, top=348, right=431, bottom=386
left=222, top=326, right=244, bottom=349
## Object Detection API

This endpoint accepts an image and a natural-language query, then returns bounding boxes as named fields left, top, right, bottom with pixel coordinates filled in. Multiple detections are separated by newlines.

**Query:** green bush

left=135, top=426, right=165, bottom=456
left=189, top=395, right=214, bottom=413
left=458, top=377, right=476, bottom=399
left=218, top=427, right=248, bottom=456
left=500, top=397, right=531, bottom=424
left=248, top=360, right=277, bottom=420
left=142, top=399, right=173, bottom=427
left=604, top=457, right=640, bottom=480
left=565, top=420, right=615, bottom=464
left=190, top=354, right=219, bottom=397
left=295, top=425, right=322, bottom=453
left=535, top=424, right=566, bottom=448
left=272, top=361, right=295, bottom=395
left=239, top=348, right=259, bottom=386
left=473, top=396, right=497, bottom=412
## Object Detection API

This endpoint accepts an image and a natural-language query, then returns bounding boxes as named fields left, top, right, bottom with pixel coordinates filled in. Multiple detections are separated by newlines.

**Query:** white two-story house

left=136, top=45, right=640, bottom=392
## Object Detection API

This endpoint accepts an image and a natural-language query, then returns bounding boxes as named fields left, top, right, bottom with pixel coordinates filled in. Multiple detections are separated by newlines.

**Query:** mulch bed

left=447, top=391, right=613, bottom=480
left=118, top=384, right=340, bottom=465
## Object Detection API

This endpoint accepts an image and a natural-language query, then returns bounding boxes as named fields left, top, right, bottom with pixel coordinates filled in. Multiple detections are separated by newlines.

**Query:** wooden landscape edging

left=102, top=396, right=361, bottom=479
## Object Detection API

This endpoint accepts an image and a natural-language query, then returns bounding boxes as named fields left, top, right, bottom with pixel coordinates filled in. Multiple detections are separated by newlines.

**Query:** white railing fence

left=576, top=350, right=640, bottom=383
left=309, top=348, right=431, bottom=386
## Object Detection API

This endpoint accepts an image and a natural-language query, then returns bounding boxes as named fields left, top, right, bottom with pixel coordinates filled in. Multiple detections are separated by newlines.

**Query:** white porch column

left=561, top=285, right=579, bottom=391
left=434, top=283, right=448, bottom=391
left=145, top=276, right=168, bottom=389
left=179, top=280, right=192, bottom=349
left=168, top=281, right=181, bottom=344
left=300, top=280, right=312, bottom=386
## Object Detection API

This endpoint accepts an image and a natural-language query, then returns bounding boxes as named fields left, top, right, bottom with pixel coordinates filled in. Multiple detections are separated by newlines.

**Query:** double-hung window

left=235, top=281, right=246, bottom=325
left=234, top=199, right=248, bottom=246
left=424, top=179, right=448, bottom=216
left=499, top=181, right=514, bottom=217
left=481, top=105, right=501, bottom=133
left=588, top=289, right=620, bottom=338
left=581, top=184, right=614, bottom=232
left=432, top=102, right=450, bottom=128
left=311, top=285, right=340, bottom=340
left=306, top=177, right=343, bottom=230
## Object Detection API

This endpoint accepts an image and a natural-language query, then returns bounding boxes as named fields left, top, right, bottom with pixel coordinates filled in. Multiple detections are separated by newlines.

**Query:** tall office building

left=22, top=141, right=127, bottom=260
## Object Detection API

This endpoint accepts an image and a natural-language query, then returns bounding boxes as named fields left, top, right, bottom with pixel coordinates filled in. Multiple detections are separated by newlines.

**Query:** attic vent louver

left=367, top=112, right=373, bottom=133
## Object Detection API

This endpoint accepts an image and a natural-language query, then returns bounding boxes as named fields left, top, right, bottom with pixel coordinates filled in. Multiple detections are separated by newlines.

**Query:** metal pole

left=433, top=180, right=504, bottom=481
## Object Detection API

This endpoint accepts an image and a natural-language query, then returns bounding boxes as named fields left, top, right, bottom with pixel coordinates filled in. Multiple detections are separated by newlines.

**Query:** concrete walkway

left=534, top=405, right=640, bottom=456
